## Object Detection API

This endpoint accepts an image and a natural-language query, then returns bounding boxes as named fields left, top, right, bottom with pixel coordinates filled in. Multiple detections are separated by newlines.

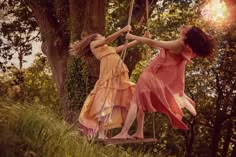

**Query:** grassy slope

left=0, top=100, right=152, bottom=157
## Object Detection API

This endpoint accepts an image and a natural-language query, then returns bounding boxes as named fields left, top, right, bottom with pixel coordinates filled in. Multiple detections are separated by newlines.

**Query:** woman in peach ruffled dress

left=113, top=25, right=215, bottom=139
left=70, top=25, right=139, bottom=139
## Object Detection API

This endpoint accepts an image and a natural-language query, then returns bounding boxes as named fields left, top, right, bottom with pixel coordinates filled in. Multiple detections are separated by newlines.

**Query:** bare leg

left=112, top=102, right=138, bottom=139
left=132, top=109, right=144, bottom=139
left=98, top=128, right=106, bottom=139
left=97, top=118, right=108, bottom=139
left=121, top=107, right=128, bottom=125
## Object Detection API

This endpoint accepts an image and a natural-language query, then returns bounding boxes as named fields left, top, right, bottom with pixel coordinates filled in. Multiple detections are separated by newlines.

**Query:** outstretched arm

left=115, top=40, right=140, bottom=53
left=126, top=33, right=183, bottom=55
left=115, top=31, right=150, bottom=53
left=91, top=25, right=131, bottom=49
left=106, top=25, right=131, bottom=44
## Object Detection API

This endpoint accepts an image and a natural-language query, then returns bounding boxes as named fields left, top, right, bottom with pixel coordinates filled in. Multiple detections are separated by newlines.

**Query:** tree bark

left=211, top=73, right=224, bottom=157
left=82, top=0, right=107, bottom=86
left=221, top=120, right=233, bottom=157
left=211, top=121, right=222, bottom=157
left=69, top=0, right=86, bottom=41
left=24, top=0, right=70, bottom=120
left=83, top=0, right=106, bottom=35
left=185, top=118, right=196, bottom=157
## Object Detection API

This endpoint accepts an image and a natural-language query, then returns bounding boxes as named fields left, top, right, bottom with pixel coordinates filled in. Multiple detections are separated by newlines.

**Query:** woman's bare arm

left=126, top=33, right=183, bottom=55
left=115, top=40, right=139, bottom=53
left=106, top=25, right=131, bottom=44
left=90, top=25, right=131, bottom=49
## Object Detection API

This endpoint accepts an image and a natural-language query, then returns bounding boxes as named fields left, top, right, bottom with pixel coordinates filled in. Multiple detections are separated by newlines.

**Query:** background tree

left=0, top=1, right=38, bottom=71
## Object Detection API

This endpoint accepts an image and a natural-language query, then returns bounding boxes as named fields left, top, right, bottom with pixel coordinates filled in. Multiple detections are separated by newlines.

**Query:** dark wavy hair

left=69, top=33, right=100, bottom=57
left=184, top=26, right=215, bottom=57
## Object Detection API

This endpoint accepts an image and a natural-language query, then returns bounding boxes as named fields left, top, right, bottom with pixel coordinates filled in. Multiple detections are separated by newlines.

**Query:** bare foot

left=131, top=132, right=144, bottom=139
left=111, top=133, right=135, bottom=139
left=98, top=135, right=108, bottom=140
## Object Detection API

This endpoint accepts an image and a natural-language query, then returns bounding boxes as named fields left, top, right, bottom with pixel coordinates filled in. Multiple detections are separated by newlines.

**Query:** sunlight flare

left=201, top=0, right=230, bottom=24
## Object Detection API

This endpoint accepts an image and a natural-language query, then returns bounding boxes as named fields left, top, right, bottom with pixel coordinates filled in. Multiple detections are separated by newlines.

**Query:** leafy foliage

left=23, top=54, right=60, bottom=111
left=0, top=0, right=39, bottom=71
left=65, top=57, right=93, bottom=112
left=0, top=54, right=60, bottom=113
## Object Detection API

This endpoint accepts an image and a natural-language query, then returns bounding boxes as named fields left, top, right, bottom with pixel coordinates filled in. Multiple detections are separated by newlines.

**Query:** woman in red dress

left=113, top=25, right=215, bottom=139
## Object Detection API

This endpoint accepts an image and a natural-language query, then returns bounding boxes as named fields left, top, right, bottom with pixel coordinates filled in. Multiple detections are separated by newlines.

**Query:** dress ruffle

left=79, top=46, right=135, bottom=135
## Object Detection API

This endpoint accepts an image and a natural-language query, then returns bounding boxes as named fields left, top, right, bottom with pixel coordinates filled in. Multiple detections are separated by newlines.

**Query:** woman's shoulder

left=167, top=40, right=194, bottom=63
left=174, top=39, right=192, bottom=56
left=175, top=39, right=185, bottom=50
left=165, top=39, right=184, bottom=55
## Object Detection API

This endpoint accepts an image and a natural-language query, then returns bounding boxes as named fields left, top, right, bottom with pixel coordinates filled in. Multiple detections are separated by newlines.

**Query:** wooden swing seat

left=97, top=138, right=157, bottom=145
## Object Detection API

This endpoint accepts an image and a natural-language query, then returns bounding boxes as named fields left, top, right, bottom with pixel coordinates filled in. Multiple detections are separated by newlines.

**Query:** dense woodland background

left=0, top=0, right=235, bottom=157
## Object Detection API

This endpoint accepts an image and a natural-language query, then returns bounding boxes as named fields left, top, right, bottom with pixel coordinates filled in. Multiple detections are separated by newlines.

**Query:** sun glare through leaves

left=201, top=0, right=230, bottom=25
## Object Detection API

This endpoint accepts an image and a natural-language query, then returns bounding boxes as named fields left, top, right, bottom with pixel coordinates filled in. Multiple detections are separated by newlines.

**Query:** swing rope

left=97, top=0, right=135, bottom=137
left=145, top=0, right=156, bottom=140
left=145, top=0, right=152, bottom=64
left=97, top=0, right=156, bottom=142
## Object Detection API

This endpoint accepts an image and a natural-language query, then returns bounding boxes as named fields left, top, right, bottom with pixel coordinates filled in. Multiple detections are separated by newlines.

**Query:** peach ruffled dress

left=133, top=46, right=196, bottom=130
left=79, top=45, right=135, bottom=135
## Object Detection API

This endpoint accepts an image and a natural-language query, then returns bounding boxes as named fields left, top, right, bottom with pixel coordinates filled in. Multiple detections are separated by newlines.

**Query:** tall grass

left=0, top=101, right=152, bottom=157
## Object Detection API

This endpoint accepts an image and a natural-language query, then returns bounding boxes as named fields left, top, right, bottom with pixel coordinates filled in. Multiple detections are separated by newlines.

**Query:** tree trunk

left=42, top=38, right=69, bottom=121
left=185, top=118, right=196, bottom=157
left=82, top=0, right=107, bottom=85
left=24, top=0, right=71, bottom=120
left=211, top=114, right=222, bottom=157
left=221, top=120, right=233, bottom=157
left=83, top=0, right=106, bottom=35
left=69, top=0, right=86, bottom=41
left=210, top=73, right=224, bottom=157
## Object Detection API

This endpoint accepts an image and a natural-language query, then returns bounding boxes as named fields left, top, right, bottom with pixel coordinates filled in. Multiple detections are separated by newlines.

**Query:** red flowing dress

left=133, top=46, right=196, bottom=130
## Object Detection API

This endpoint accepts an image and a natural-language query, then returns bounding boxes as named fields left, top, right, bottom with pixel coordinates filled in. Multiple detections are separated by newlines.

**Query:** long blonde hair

left=69, top=33, right=100, bottom=57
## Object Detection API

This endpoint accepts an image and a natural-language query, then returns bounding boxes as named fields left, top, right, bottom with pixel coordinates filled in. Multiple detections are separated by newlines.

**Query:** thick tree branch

left=23, top=0, right=62, bottom=40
